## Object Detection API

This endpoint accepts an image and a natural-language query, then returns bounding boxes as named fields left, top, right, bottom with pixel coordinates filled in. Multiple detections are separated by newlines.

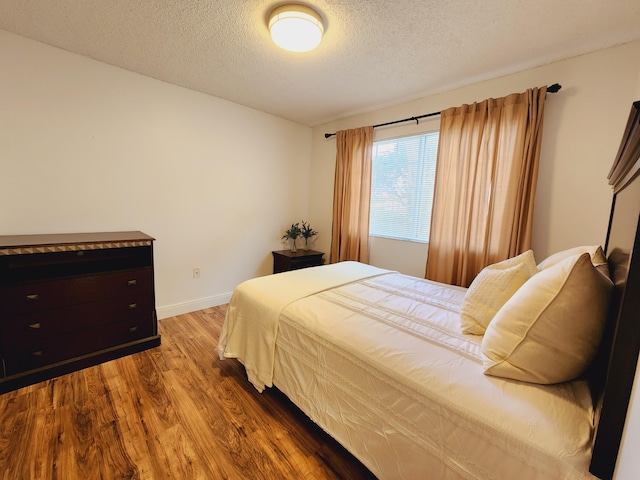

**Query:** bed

left=218, top=101, right=640, bottom=480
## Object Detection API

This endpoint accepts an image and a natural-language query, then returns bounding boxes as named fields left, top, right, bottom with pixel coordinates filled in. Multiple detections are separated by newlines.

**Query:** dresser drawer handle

left=26, top=294, right=39, bottom=301
left=28, top=322, right=41, bottom=329
left=128, top=303, right=138, bottom=310
left=127, top=279, right=137, bottom=286
left=32, top=350, right=44, bottom=357
left=129, top=326, right=139, bottom=333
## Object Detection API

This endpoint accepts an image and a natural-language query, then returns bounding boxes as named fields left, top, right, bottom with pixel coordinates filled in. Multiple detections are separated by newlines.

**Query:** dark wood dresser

left=272, top=249, right=324, bottom=273
left=0, top=231, right=161, bottom=393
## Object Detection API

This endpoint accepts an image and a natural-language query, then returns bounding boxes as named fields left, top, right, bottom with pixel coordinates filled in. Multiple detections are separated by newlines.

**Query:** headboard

left=590, top=100, right=640, bottom=480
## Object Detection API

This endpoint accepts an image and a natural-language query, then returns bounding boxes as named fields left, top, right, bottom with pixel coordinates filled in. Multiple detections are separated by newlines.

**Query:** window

left=369, top=132, right=439, bottom=243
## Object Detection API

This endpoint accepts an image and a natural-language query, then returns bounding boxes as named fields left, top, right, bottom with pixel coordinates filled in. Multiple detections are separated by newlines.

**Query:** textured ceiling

left=1, top=0, right=640, bottom=127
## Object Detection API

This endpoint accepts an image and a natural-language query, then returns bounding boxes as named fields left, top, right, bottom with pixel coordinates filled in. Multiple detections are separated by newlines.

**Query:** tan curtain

left=330, top=126, right=374, bottom=263
left=425, top=87, right=547, bottom=287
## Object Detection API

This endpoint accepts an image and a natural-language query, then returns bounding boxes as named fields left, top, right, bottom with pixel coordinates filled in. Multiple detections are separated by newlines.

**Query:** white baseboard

left=156, top=292, right=232, bottom=320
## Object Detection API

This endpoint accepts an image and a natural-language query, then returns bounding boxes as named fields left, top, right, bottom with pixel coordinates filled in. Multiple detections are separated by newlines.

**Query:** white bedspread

left=274, top=272, right=597, bottom=479
left=217, top=261, right=390, bottom=391
left=218, top=261, right=597, bottom=479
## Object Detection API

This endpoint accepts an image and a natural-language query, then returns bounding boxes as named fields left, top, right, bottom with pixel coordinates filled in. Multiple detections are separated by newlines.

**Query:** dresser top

left=0, top=231, right=154, bottom=255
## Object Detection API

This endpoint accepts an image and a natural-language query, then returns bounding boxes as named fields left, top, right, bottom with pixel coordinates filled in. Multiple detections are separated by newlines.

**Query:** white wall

left=369, top=237, right=428, bottom=278
left=0, top=30, right=312, bottom=318
left=310, top=40, right=640, bottom=479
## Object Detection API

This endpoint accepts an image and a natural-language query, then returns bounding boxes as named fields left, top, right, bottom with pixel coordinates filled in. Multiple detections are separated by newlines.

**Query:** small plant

left=282, top=223, right=302, bottom=252
left=281, top=221, right=318, bottom=252
left=300, top=220, right=318, bottom=251
left=300, top=221, right=318, bottom=240
left=281, top=223, right=302, bottom=241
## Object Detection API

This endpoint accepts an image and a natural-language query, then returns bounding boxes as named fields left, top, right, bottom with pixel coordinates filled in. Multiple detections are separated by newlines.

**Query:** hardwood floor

left=0, top=305, right=376, bottom=480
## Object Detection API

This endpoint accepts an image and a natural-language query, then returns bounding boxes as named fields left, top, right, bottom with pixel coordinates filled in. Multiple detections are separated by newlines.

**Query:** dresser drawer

left=0, top=268, right=152, bottom=316
left=0, top=245, right=153, bottom=285
left=3, top=317, right=154, bottom=376
left=0, top=294, right=153, bottom=347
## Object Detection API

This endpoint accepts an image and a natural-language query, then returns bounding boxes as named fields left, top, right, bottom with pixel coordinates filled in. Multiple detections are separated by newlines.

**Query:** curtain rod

left=324, top=83, right=562, bottom=139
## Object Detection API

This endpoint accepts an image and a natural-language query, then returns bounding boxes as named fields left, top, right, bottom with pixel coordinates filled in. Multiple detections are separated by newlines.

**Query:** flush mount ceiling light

left=268, top=4, right=324, bottom=52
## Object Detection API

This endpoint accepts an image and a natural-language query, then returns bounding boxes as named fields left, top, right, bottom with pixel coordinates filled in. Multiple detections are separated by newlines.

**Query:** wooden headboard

left=590, top=100, right=640, bottom=479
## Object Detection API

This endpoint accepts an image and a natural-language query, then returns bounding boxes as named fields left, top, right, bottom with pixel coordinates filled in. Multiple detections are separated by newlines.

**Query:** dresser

left=0, top=231, right=161, bottom=393
left=272, top=249, right=325, bottom=273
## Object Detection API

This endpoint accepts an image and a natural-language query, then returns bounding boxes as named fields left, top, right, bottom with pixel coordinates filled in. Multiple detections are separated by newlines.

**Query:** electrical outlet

left=193, top=268, right=200, bottom=279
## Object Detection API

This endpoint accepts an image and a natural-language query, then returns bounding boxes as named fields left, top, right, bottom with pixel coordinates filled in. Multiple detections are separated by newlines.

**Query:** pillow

left=460, top=250, right=538, bottom=335
left=537, top=245, right=606, bottom=270
left=481, top=252, right=613, bottom=384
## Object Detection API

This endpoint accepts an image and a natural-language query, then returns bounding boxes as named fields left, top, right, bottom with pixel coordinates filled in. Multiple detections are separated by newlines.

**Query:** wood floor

left=0, top=305, right=376, bottom=480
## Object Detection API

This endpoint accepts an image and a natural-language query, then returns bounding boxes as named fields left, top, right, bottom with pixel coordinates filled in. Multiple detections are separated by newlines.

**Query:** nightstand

left=272, top=250, right=325, bottom=274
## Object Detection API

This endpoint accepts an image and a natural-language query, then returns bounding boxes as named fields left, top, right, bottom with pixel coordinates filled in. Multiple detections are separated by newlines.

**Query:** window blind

left=369, top=132, right=439, bottom=243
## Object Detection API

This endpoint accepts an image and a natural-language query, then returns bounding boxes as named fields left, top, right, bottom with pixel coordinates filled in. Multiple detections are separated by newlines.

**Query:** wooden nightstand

left=272, top=250, right=325, bottom=274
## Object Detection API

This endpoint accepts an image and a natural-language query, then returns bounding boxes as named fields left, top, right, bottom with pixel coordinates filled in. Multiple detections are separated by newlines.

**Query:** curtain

left=330, top=126, right=374, bottom=263
left=425, top=87, right=548, bottom=287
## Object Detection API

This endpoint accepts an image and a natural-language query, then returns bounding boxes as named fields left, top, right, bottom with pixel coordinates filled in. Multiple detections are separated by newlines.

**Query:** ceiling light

left=268, top=4, right=324, bottom=53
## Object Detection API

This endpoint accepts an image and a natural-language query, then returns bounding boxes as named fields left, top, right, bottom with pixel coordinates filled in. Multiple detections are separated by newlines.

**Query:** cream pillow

left=482, top=253, right=613, bottom=384
left=460, top=250, right=538, bottom=335
left=537, top=245, right=606, bottom=270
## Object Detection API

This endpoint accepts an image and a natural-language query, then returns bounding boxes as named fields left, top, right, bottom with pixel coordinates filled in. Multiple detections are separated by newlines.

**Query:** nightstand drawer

left=290, top=256, right=322, bottom=268
left=272, top=250, right=324, bottom=273
left=0, top=268, right=152, bottom=316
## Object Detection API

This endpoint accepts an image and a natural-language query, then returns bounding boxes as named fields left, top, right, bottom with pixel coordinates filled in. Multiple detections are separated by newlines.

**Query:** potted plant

left=300, top=220, right=318, bottom=251
left=282, top=223, right=301, bottom=252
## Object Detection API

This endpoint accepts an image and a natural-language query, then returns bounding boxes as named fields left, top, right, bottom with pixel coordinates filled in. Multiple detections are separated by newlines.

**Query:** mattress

left=219, top=262, right=597, bottom=479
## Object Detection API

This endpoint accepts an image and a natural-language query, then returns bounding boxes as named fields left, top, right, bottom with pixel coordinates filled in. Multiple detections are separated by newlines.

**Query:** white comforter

left=218, top=262, right=597, bottom=479
left=217, top=261, right=389, bottom=391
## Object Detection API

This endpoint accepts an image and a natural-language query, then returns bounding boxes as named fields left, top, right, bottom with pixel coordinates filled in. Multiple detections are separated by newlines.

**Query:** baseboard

left=157, top=293, right=232, bottom=320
